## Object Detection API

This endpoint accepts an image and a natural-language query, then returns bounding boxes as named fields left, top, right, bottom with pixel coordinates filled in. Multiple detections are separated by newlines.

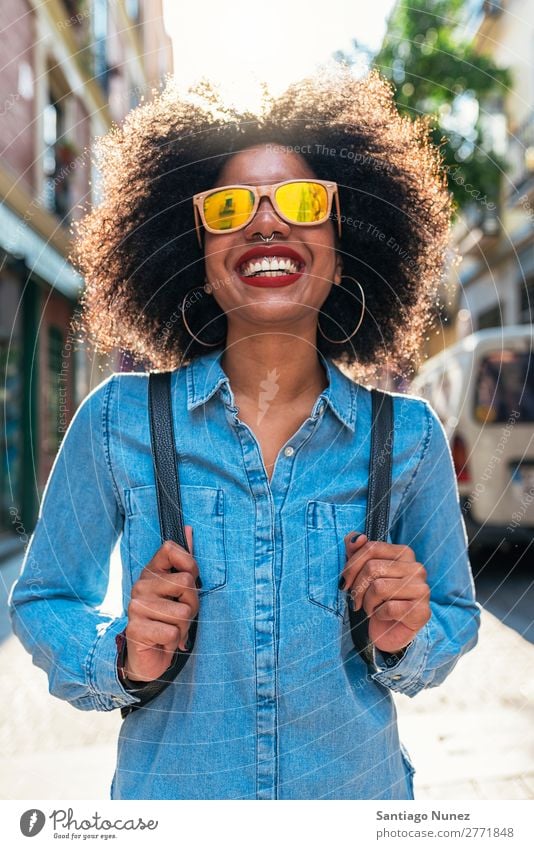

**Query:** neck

left=220, top=335, right=328, bottom=409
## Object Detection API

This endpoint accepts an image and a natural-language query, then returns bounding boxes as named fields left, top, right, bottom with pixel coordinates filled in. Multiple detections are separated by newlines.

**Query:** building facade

left=0, top=0, right=172, bottom=545
left=453, top=0, right=534, bottom=337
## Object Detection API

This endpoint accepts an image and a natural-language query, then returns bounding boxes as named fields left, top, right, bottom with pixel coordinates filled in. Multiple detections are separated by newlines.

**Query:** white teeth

left=238, top=255, right=301, bottom=277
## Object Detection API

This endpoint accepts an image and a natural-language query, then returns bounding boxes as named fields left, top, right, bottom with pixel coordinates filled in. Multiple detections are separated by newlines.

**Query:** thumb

left=184, top=524, right=202, bottom=593
left=184, top=524, right=193, bottom=553
left=344, top=531, right=367, bottom=560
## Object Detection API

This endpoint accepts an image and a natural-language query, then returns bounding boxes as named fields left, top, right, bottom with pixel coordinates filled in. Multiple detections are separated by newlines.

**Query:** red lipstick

left=234, top=245, right=306, bottom=288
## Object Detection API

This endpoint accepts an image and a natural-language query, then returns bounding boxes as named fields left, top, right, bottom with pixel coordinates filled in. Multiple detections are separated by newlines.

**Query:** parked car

left=409, top=326, right=534, bottom=552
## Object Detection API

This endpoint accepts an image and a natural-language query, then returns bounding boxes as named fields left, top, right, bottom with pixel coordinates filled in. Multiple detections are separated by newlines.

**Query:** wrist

left=115, top=630, right=150, bottom=687
left=377, top=641, right=413, bottom=664
left=383, top=646, right=408, bottom=658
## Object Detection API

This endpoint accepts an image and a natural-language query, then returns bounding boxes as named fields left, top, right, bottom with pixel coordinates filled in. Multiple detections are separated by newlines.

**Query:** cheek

left=304, top=223, right=336, bottom=260
left=204, top=239, right=235, bottom=273
left=203, top=239, right=219, bottom=265
left=203, top=243, right=239, bottom=304
left=310, top=240, right=338, bottom=276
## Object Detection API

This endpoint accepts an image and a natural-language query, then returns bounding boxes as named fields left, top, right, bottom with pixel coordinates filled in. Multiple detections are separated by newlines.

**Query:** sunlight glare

left=162, top=0, right=395, bottom=111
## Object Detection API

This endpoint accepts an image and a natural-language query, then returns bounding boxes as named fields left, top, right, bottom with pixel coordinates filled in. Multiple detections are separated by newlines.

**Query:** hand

left=339, top=532, right=431, bottom=654
left=123, top=526, right=201, bottom=683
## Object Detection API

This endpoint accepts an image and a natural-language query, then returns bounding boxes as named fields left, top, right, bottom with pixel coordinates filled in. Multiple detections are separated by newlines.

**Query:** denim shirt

left=8, top=347, right=480, bottom=800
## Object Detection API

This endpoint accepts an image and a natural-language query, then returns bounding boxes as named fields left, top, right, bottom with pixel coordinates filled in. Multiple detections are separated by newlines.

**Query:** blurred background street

left=1, top=0, right=534, bottom=801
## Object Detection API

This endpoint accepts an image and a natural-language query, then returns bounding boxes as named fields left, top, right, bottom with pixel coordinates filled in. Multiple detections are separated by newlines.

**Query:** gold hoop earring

left=180, top=282, right=226, bottom=347
left=317, top=275, right=366, bottom=344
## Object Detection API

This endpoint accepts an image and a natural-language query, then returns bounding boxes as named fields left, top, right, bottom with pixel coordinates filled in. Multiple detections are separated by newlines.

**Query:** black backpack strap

left=149, top=371, right=188, bottom=550
left=348, top=388, right=394, bottom=663
left=120, top=371, right=198, bottom=718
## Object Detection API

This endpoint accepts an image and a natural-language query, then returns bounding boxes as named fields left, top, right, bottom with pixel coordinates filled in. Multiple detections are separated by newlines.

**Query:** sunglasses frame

left=192, top=178, right=342, bottom=247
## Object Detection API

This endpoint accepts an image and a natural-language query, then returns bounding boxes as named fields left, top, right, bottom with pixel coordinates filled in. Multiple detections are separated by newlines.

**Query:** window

left=92, top=0, right=109, bottom=95
left=520, top=274, right=534, bottom=323
left=477, top=304, right=502, bottom=330
left=0, top=274, right=23, bottom=533
left=42, top=72, right=75, bottom=222
left=473, top=349, right=534, bottom=423
left=125, top=0, right=140, bottom=20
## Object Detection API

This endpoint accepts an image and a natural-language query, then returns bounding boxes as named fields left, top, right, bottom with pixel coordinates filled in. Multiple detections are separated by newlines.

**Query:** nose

left=243, top=196, right=291, bottom=241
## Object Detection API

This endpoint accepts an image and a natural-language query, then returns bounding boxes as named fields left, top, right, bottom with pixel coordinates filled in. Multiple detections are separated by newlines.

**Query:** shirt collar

left=186, top=347, right=356, bottom=432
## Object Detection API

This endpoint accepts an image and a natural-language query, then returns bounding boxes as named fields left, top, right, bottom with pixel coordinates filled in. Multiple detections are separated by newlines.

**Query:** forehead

left=214, top=144, right=317, bottom=186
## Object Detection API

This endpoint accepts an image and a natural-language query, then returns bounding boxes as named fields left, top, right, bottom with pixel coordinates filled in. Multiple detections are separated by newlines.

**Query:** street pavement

left=397, top=607, right=534, bottom=799
left=1, top=551, right=533, bottom=800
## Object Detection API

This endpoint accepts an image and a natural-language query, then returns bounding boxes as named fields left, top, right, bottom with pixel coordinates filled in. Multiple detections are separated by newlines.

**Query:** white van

left=409, top=326, right=534, bottom=552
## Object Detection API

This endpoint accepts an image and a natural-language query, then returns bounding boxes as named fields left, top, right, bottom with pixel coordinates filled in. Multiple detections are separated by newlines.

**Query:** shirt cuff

left=87, top=616, right=142, bottom=711
left=370, top=622, right=431, bottom=695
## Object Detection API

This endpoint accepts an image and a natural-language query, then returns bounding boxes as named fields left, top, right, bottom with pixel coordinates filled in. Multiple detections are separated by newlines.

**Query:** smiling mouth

left=237, top=256, right=304, bottom=278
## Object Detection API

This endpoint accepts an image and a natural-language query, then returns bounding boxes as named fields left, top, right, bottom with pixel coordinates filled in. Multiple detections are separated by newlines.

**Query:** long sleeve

left=7, top=375, right=141, bottom=712
left=370, top=398, right=481, bottom=697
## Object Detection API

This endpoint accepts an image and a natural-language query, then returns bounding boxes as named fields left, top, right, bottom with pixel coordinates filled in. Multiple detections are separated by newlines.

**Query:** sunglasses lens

left=275, top=181, right=329, bottom=224
left=203, top=188, right=255, bottom=231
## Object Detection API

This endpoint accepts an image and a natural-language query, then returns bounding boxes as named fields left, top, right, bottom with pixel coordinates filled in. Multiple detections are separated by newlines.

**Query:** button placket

left=222, top=395, right=326, bottom=799
left=223, top=408, right=277, bottom=798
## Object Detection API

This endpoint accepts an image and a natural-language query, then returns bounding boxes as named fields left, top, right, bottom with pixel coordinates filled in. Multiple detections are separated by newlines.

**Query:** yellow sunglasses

left=192, top=179, right=342, bottom=247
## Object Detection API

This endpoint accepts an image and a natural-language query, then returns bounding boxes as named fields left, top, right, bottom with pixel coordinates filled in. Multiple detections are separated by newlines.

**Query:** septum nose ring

left=258, top=234, right=275, bottom=243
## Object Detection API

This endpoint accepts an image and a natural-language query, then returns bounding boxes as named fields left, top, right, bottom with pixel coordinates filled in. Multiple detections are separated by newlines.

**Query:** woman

left=8, top=67, right=480, bottom=800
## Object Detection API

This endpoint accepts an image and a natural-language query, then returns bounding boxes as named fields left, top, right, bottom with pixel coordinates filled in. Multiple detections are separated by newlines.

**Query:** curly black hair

left=71, top=66, right=453, bottom=382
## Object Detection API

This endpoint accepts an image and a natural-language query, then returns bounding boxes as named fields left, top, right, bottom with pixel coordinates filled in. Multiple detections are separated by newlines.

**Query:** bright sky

left=162, top=0, right=396, bottom=109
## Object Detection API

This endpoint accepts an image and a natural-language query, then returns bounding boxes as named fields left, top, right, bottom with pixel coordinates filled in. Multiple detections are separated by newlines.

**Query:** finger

left=339, top=537, right=373, bottom=589
left=132, top=571, right=200, bottom=623
left=126, top=617, right=182, bottom=651
left=128, top=599, right=195, bottom=652
left=184, top=525, right=193, bottom=554
left=343, top=532, right=367, bottom=560
left=146, top=539, right=200, bottom=580
left=130, top=589, right=199, bottom=625
left=123, top=641, right=180, bottom=682
left=149, top=597, right=199, bottom=625
left=346, top=560, right=427, bottom=610
left=185, top=525, right=203, bottom=590
left=359, top=578, right=430, bottom=616
left=340, top=540, right=416, bottom=588
left=152, top=571, right=200, bottom=608
left=346, top=539, right=417, bottom=564
left=373, top=598, right=431, bottom=629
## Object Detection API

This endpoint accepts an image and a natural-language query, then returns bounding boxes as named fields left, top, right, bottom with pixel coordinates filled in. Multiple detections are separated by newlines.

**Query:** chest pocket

left=306, top=500, right=367, bottom=618
left=125, top=483, right=227, bottom=596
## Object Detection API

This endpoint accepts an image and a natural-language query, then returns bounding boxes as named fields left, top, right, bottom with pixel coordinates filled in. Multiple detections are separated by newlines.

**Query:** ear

left=333, top=253, right=343, bottom=286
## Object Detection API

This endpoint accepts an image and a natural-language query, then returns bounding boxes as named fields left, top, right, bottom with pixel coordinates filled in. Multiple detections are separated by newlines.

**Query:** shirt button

left=392, top=674, right=402, bottom=681
left=284, top=446, right=294, bottom=457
